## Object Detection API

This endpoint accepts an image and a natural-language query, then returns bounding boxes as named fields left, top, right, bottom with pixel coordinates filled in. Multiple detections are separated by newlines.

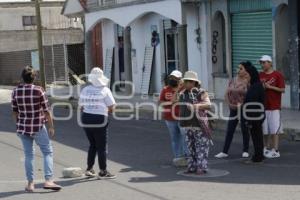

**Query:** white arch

left=212, top=10, right=226, bottom=21
left=273, top=3, right=288, bottom=20
left=85, top=0, right=183, bottom=32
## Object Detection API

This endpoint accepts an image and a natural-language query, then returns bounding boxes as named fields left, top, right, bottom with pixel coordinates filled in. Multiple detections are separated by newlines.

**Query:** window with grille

left=22, top=16, right=37, bottom=26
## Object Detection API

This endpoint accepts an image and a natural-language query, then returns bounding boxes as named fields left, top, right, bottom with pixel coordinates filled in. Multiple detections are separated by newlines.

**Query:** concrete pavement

left=1, top=87, right=300, bottom=200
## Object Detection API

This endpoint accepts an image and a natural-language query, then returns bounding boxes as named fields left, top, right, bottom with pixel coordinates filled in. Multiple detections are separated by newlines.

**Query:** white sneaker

left=263, top=147, right=270, bottom=157
left=242, top=152, right=250, bottom=158
left=215, top=152, right=228, bottom=158
left=265, top=149, right=280, bottom=159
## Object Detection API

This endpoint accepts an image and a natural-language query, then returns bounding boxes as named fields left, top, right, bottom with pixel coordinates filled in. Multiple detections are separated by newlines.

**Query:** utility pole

left=35, top=0, right=46, bottom=89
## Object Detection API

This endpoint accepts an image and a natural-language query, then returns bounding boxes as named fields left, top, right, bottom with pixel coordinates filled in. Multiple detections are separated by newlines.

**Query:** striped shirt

left=11, top=84, right=49, bottom=136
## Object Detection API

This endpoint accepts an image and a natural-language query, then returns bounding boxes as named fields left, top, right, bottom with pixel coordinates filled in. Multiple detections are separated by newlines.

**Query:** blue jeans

left=165, top=120, right=189, bottom=158
left=18, top=126, right=53, bottom=182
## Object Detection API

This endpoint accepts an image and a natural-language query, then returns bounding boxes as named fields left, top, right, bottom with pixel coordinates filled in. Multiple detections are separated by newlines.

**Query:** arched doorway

left=91, top=22, right=103, bottom=69
left=212, top=11, right=226, bottom=75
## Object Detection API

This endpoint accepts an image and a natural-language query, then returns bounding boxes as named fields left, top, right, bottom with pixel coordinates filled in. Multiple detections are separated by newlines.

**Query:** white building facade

left=210, top=0, right=296, bottom=108
left=64, top=0, right=213, bottom=95
left=64, top=0, right=299, bottom=109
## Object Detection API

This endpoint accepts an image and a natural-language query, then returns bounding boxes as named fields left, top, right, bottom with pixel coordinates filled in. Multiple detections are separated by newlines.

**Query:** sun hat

left=88, top=67, right=109, bottom=87
left=259, top=55, right=272, bottom=62
left=170, top=70, right=182, bottom=78
left=182, top=71, right=201, bottom=84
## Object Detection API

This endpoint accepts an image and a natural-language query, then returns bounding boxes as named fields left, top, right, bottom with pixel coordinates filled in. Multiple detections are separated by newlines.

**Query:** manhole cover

left=177, top=169, right=230, bottom=178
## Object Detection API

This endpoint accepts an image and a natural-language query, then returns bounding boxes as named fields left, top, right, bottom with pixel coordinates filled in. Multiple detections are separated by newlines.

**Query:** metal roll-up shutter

left=231, top=11, right=273, bottom=74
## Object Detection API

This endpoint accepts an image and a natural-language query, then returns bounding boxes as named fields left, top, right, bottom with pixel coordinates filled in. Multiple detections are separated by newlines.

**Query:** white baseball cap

left=170, top=70, right=182, bottom=78
left=259, top=55, right=272, bottom=62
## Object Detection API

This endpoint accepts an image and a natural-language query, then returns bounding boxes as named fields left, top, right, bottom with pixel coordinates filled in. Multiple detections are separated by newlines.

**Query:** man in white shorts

left=259, top=55, right=285, bottom=158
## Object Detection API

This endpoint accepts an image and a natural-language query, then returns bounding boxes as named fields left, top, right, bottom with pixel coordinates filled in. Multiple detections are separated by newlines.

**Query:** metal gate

left=231, top=11, right=273, bottom=74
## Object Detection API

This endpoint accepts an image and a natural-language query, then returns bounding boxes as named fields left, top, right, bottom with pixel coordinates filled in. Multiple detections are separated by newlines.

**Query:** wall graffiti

left=212, top=31, right=219, bottom=64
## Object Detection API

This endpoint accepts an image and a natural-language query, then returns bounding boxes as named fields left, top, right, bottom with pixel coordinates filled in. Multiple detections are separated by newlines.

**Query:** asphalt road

left=0, top=89, right=300, bottom=200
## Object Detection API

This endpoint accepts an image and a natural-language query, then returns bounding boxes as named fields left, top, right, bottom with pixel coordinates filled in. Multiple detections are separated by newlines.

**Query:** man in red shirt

left=159, top=70, right=188, bottom=167
left=259, top=55, right=285, bottom=159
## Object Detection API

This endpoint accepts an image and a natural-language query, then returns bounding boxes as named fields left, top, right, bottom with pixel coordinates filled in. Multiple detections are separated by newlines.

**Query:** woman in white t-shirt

left=79, top=67, right=116, bottom=179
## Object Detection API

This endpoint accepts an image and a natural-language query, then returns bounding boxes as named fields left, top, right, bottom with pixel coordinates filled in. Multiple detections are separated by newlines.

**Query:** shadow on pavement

left=0, top=177, right=99, bottom=199
left=1, top=104, right=300, bottom=186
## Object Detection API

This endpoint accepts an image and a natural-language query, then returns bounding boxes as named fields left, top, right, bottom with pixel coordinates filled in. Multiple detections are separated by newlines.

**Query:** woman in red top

left=215, top=62, right=250, bottom=159
left=159, top=70, right=188, bottom=167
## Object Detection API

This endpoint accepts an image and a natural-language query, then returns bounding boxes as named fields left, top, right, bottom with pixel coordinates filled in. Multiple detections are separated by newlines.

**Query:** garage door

left=231, top=11, right=273, bottom=74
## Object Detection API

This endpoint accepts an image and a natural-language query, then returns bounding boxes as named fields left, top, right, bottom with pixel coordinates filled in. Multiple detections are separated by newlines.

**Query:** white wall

left=101, top=19, right=116, bottom=72
left=282, top=84, right=291, bottom=108
left=185, top=5, right=203, bottom=84
left=130, top=13, right=166, bottom=94
left=198, top=2, right=213, bottom=91
left=213, top=77, right=229, bottom=99
left=63, top=0, right=83, bottom=17
left=0, top=4, right=82, bottom=31
left=85, top=0, right=182, bottom=31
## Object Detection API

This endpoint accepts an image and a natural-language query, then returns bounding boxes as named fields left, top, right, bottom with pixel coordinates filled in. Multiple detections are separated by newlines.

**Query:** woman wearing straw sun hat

left=179, top=71, right=212, bottom=175
left=79, top=67, right=116, bottom=179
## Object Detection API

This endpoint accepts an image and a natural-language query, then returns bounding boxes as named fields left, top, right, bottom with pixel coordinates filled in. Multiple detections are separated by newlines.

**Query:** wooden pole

left=35, top=0, right=46, bottom=89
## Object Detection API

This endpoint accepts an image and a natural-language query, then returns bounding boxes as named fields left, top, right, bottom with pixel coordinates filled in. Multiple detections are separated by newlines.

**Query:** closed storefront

left=230, top=0, right=273, bottom=74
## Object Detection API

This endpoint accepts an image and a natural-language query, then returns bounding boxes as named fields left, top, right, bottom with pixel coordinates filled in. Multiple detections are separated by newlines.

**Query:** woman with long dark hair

left=241, top=62, right=266, bottom=163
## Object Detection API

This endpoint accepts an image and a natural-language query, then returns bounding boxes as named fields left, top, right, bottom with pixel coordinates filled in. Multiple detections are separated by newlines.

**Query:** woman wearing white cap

left=79, top=67, right=116, bottom=179
left=179, top=71, right=212, bottom=175
left=159, top=70, right=189, bottom=167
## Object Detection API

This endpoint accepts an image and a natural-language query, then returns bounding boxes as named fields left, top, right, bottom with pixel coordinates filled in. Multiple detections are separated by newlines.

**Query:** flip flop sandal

left=43, top=185, right=62, bottom=191
left=25, top=187, right=34, bottom=193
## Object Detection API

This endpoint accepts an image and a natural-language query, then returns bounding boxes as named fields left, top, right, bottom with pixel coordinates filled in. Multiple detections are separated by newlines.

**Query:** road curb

left=49, top=97, right=300, bottom=142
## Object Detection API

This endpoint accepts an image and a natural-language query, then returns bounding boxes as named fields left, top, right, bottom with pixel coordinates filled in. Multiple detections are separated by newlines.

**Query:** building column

left=123, top=26, right=133, bottom=94
left=178, top=24, right=188, bottom=73
left=84, top=30, right=93, bottom=75
left=289, top=0, right=299, bottom=109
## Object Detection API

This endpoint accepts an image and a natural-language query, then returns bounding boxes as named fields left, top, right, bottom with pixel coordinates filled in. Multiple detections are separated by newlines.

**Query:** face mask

left=168, top=79, right=179, bottom=87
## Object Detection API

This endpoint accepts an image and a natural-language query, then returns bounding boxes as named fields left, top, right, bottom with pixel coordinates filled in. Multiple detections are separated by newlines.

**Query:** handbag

left=190, top=88, right=213, bottom=144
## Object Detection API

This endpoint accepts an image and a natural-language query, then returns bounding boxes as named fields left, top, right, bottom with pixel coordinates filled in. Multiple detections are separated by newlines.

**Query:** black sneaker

left=98, top=170, right=116, bottom=180
left=85, top=169, right=96, bottom=177
left=183, top=169, right=196, bottom=174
